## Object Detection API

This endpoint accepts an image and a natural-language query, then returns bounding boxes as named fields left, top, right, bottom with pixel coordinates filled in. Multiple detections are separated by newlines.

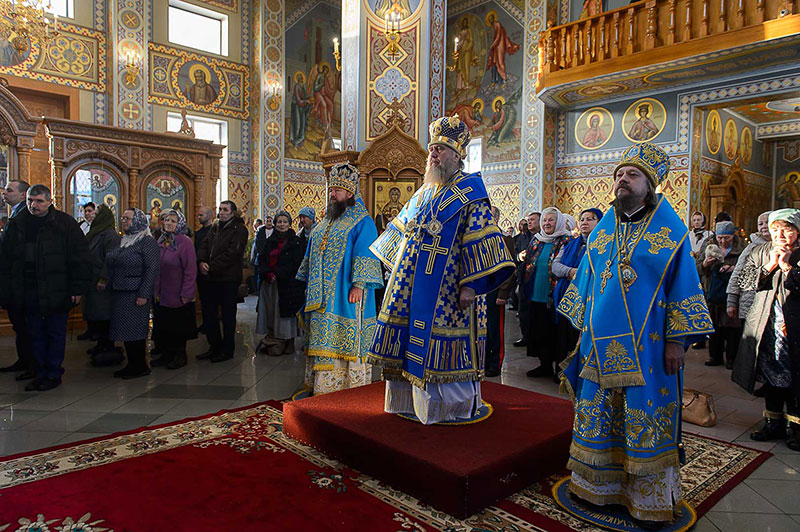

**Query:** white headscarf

left=534, top=207, right=571, bottom=243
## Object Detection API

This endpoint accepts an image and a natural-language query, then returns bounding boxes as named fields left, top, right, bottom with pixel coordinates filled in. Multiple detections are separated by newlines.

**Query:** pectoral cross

left=599, top=260, right=613, bottom=294
left=421, top=235, right=449, bottom=274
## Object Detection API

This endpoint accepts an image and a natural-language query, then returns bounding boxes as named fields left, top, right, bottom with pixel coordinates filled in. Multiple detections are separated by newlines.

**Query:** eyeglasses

left=120, top=216, right=133, bottom=221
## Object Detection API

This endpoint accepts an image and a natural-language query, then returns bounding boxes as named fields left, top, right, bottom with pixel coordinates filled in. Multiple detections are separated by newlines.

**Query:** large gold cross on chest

left=420, top=235, right=449, bottom=274
left=599, top=259, right=613, bottom=294
left=438, top=185, right=473, bottom=210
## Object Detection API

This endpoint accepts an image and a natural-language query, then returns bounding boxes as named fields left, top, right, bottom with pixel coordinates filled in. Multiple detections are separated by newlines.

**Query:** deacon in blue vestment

left=297, top=163, right=383, bottom=395
left=368, top=116, right=516, bottom=424
left=556, top=143, right=713, bottom=524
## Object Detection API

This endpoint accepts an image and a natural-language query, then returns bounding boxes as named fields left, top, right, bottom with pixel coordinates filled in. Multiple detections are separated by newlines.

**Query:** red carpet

left=283, top=381, right=574, bottom=517
left=0, top=395, right=770, bottom=531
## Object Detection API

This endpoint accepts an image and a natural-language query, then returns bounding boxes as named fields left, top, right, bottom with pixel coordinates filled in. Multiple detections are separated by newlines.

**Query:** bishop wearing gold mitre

left=367, top=116, right=516, bottom=424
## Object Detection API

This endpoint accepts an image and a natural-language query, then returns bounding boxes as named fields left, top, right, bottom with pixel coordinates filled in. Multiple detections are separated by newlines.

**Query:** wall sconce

left=266, top=79, right=282, bottom=111
left=332, top=37, right=341, bottom=72
left=122, top=49, right=141, bottom=88
left=384, top=10, right=401, bottom=58
left=446, top=36, right=459, bottom=71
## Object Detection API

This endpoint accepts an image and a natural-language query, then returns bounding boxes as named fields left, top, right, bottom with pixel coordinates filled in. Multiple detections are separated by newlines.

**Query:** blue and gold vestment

left=296, top=197, right=383, bottom=371
left=367, top=172, right=516, bottom=388
left=556, top=195, right=713, bottom=483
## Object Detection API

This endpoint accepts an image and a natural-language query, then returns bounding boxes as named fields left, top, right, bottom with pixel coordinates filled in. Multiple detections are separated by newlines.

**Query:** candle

left=384, top=14, right=389, bottom=33
left=454, top=36, right=459, bottom=48
left=333, top=37, right=339, bottom=55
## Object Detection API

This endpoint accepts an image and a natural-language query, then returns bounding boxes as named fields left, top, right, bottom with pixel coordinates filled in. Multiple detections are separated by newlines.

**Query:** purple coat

left=155, top=233, right=197, bottom=307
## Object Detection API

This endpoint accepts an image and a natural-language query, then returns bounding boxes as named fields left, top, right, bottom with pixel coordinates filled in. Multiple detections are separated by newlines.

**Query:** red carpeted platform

left=282, top=381, right=574, bottom=518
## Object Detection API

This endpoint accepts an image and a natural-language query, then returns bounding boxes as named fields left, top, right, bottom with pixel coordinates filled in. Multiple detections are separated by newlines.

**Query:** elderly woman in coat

left=152, top=209, right=197, bottom=369
left=104, top=208, right=160, bottom=379
left=732, top=209, right=800, bottom=449
left=84, top=205, right=122, bottom=365
left=521, top=206, right=572, bottom=379
left=727, top=211, right=772, bottom=321
left=255, top=211, right=306, bottom=356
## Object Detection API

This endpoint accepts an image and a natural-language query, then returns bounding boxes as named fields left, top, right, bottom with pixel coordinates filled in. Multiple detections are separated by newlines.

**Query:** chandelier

left=0, top=1, right=60, bottom=54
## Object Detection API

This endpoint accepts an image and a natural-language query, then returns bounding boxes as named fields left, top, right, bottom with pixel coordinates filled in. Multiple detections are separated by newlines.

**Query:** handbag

left=682, top=388, right=717, bottom=427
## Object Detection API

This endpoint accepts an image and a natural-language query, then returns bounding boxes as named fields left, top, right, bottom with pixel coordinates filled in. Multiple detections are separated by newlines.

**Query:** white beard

left=424, top=161, right=444, bottom=185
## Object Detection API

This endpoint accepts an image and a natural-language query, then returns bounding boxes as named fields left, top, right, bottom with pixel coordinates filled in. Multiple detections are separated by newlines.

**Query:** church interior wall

left=446, top=0, right=525, bottom=230
left=281, top=0, right=342, bottom=222
left=696, top=107, right=771, bottom=235
left=775, top=139, right=800, bottom=209
left=554, top=68, right=800, bottom=228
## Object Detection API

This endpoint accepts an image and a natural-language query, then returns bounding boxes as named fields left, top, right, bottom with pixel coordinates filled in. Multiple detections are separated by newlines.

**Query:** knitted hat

left=298, top=206, right=316, bottom=220
left=715, top=221, right=736, bottom=236
left=613, top=143, right=671, bottom=188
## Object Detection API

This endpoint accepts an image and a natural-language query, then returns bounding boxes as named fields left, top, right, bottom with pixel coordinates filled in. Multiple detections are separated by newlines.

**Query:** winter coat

left=196, top=216, right=248, bottom=284
left=703, top=236, right=745, bottom=305
left=83, top=227, right=121, bottom=322
left=106, top=235, right=160, bottom=342
left=154, top=234, right=197, bottom=308
left=258, top=229, right=306, bottom=317
left=727, top=233, right=770, bottom=319
left=0, top=206, right=91, bottom=315
left=732, top=243, right=790, bottom=393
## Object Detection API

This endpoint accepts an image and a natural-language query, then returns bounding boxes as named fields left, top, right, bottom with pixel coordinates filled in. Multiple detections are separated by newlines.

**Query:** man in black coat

left=0, top=179, right=34, bottom=380
left=196, top=200, right=248, bottom=362
left=0, top=185, right=91, bottom=391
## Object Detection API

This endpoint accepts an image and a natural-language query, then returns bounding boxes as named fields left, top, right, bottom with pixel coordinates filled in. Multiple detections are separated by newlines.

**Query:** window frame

left=168, top=0, right=229, bottom=57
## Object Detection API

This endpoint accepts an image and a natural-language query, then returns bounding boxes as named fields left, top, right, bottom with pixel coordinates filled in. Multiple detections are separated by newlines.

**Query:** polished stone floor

left=1, top=297, right=799, bottom=530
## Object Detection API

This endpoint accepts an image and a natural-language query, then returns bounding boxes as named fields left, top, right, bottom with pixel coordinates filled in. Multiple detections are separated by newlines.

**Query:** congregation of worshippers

left=2, top=114, right=800, bottom=528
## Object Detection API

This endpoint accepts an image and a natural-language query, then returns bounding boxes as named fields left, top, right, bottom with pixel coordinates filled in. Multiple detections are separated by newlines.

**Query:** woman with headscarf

left=689, top=211, right=713, bottom=258
left=521, top=206, right=572, bottom=379
left=84, top=205, right=122, bottom=365
left=256, top=211, right=306, bottom=356
left=104, top=208, right=160, bottom=379
left=152, top=209, right=197, bottom=369
left=784, top=228, right=800, bottom=450
left=552, top=207, right=603, bottom=368
left=732, top=209, right=800, bottom=450
left=727, top=210, right=772, bottom=321
left=701, top=220, right=745, bottom=367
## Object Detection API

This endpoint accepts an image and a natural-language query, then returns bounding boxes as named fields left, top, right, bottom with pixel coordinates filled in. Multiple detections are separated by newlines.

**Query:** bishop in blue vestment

left=297, top=163, right=383, bottom=395
left=368, top=116, right=516, bottom=424
left=557, top=143, right=713, bottom=523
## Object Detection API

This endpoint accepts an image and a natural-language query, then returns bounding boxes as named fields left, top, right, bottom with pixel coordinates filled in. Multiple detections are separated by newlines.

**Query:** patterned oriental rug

left=0, top=402, right=769, bottom=531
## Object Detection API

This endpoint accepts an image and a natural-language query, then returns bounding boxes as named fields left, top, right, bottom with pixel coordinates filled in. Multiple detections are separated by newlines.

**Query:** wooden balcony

left=537, top=0, right=800, bottom=104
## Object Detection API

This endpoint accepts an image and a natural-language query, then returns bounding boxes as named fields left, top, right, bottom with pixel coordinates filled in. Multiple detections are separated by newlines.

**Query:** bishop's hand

left=459, top=287, right=476, bottom=310
left=348, top=286, right=363, bottom=304
left=664, top=342, right=685, bottom=375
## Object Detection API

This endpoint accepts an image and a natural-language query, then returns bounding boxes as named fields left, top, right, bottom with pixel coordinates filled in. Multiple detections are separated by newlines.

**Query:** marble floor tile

left=23, top=411, right=105, bottom=433
left=77, top=413, right=162, bottom=434
left=165, top=398, right=239, bottom=417
left=707, top=483, right=782, bottom=514
left=55, top=432, right=110, bottom=446
left=139, top=384, right=247, bottom=400
left=706, top=512, right=800, bottom=532
left=112, top=397, right=185, bottom=415
left=0, top=409, right=49, bottom=431
left=0, top=430, right=70, bottom=457
left=744, top=479, right=800, bottom=514
left=746, top=457, right=800, bottom=481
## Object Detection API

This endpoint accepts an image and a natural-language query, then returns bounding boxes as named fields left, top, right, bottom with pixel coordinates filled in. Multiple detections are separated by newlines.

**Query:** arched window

left=144, top=173, right=187, bottom=229
left=68, top=165, right=122, bottom=221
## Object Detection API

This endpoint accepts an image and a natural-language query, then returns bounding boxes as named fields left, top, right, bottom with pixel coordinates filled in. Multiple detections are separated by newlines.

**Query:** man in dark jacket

left=0, top=184, right=91, bottom=391
left=194, top=206, right=215, bottom=334
left=0, top=179, right=34, bottom=379
left=196, top=200, right=248, bottom=362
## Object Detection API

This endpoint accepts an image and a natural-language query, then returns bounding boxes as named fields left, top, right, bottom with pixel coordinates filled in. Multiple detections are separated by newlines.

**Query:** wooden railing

left=538, top=0, right=799, bottom=85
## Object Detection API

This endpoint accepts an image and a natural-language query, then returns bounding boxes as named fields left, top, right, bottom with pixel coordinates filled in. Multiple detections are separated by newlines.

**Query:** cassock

left=297, top=196, right=383, bottom=395
left=368, top=172, right=515, bottom=423
left=556, top=195, right=713, bottom=521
